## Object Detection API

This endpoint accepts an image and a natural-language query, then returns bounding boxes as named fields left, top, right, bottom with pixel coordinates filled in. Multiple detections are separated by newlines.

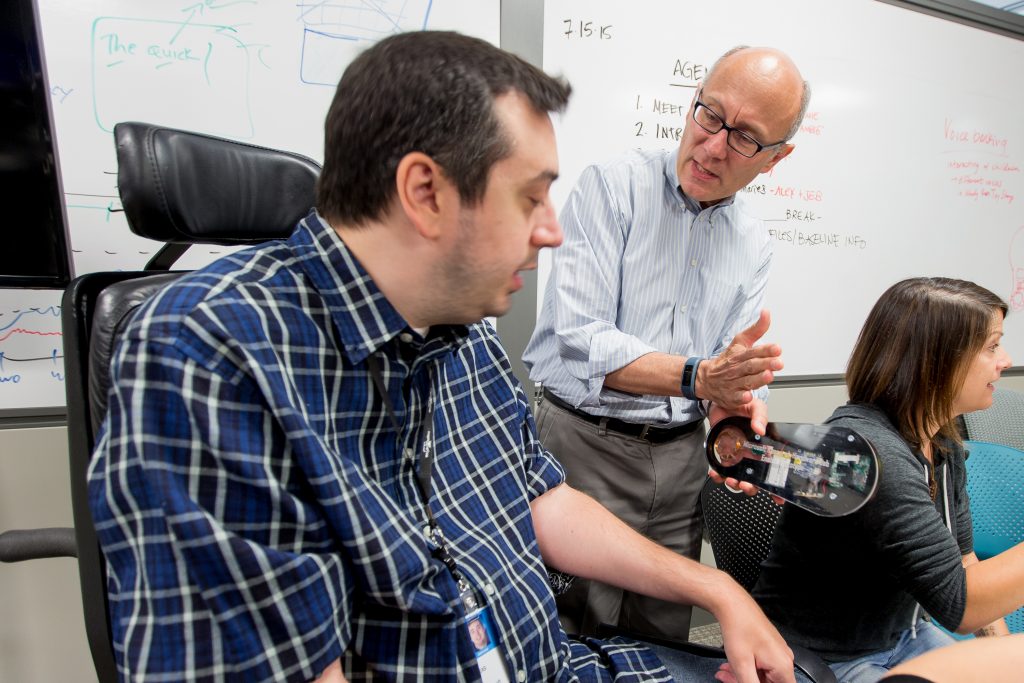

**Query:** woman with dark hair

left=749, top=277, right=1021, bottom=683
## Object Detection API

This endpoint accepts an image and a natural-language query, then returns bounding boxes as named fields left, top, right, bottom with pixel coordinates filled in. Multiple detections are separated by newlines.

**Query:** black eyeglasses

left=691, top=90, right=788, bottom=158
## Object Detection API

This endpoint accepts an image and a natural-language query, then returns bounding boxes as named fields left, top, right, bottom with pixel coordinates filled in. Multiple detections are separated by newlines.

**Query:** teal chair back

left=964, top=440, right=1024, bottom=634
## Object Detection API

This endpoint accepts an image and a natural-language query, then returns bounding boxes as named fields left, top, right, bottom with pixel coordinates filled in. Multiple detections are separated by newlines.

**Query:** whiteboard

left=542, top=0, right=1024, bottom=379
left=0, top=0, right=499, bottom=413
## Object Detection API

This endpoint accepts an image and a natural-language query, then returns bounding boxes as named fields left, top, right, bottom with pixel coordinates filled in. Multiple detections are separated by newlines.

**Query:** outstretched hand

left=696, top=311, right=783, bottom=410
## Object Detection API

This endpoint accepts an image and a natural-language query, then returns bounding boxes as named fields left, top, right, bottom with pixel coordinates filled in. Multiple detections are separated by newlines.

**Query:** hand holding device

left=706, top=416, right=879, bottom=517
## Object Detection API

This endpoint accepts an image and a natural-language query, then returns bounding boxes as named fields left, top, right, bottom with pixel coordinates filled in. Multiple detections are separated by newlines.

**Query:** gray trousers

left=535, top=396, right=708, bottom=643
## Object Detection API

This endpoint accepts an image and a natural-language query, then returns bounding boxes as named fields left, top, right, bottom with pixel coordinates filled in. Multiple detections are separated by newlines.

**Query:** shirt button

left=399, top=332, right=414, bottom=343
left=680, top=304, right=688, bottom=313
left=404, top=448, right=414, bottom=460
left=690, top=258, right=698, bottom=267
left=423, top=526, right=432, bottom=540
left=517, top=670, right=526, bottom=682
left=484, top=583, right=496, bottom=595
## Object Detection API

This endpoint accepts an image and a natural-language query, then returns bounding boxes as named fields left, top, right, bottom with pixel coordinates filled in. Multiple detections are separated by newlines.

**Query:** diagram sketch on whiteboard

left=299, top=0, right=433, bottom=85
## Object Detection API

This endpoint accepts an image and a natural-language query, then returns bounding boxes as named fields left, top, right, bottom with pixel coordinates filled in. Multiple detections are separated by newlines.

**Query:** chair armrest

left=0, top=528, right=77, bottom=562
left=595, top=622, right=837, bottom=683
left=792, top=644, right=837, bottom=683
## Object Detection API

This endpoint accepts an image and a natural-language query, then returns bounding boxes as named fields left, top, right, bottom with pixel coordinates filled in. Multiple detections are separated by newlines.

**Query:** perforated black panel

left=700, top=481, right=783, bottom=591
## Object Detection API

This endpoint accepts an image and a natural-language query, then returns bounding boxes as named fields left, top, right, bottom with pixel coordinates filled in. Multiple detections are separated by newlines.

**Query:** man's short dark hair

left=316, top=31, right=572, bottom=227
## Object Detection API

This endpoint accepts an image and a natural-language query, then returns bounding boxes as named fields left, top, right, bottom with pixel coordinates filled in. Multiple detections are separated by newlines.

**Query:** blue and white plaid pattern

left=88, top=211, right=669, bottom=681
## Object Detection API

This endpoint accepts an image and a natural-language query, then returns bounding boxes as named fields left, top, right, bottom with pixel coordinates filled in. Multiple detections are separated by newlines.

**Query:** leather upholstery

left=115, top=122, right=321, bottom=244
left=86, top=273, right=182, bottom=436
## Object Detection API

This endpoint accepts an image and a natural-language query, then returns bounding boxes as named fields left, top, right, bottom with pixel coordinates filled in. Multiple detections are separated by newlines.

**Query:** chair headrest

left=115, top=122, right=321, bottom=244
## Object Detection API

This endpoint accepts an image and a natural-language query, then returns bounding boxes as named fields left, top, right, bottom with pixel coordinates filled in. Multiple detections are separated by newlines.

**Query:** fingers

left=730, top=309, right=771, bottom=349
left=764, top=662, right=797, bottom=683
left=711, top=398, right=767, bottom=434
left=724, top=650, right=795, bottom=683
left=748, top=398, right=769, bottom=436
left=728, top=479, right=760, bottom=497
left=729, top=342, right=784, bottom=363
left=707, top=470, right=757, bottom=497
left=715, top=663, right=739, bottom=683
left=711, top=467, right=777, bottom=500
left=719, top=388, right=755, bottom=411
left=700, top=349, right=781, bottom=410
left=716, top=583, right=796, bottom=683
left=723, top=653, right=760, bottom=683
left=710, top=309, right=782, bottom=409
left=721, top=349, right=783, bottom=391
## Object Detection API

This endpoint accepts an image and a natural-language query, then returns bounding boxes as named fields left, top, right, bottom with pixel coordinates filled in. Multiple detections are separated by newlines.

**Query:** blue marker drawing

left=298, top=0, right=433, bottom=86
left=91, top=16, right=254, bottom=137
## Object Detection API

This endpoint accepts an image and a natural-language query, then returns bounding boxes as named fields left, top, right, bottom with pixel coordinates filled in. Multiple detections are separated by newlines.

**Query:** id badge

left=465, top=606, right=511, bottom=683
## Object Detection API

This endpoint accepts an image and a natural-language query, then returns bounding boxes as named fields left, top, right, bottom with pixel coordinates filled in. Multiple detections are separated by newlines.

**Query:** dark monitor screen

left=0, top=0, right=73, bottom=288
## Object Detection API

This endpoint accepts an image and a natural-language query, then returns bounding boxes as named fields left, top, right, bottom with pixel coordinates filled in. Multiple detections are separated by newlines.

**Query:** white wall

left=0, top=426, right=95, bottom=683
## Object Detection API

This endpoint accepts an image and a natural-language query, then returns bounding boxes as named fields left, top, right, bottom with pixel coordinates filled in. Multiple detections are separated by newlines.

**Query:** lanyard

left=366, top=354, right=478, bottom=611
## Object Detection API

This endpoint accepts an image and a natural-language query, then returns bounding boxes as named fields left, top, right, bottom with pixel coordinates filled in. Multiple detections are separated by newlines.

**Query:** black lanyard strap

left=366, top=354, right=476, bottom=607
left=366, top=354, right=436, bottom=514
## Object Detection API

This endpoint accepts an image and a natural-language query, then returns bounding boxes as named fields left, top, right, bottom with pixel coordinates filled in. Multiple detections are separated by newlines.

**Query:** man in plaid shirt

left=89, top=31, right=794, bottom=683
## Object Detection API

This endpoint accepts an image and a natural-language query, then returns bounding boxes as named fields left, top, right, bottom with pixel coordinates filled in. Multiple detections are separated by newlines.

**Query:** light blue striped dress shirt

left=523, top=147, right=771, bottom=427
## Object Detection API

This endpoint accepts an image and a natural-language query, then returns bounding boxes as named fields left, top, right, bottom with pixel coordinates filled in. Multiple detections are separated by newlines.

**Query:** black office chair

left=701, top=480, right=784, bottom=592
left=0, top=121, right=320, bottom=681
left=596, top=617, right=835, bottom=683
left=696, top=479, right=837, bottom=683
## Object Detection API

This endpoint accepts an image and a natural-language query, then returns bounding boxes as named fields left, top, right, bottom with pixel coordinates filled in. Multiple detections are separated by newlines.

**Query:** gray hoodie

left=751, top=402, right=972, bottom=662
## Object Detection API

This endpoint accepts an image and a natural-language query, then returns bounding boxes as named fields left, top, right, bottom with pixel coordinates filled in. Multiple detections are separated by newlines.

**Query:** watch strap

left=681, top=356, right=703, bottom=401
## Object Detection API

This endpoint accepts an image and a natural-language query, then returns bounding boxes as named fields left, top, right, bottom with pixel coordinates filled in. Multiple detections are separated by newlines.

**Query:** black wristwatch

left=680, top=356, right=703, bottom=401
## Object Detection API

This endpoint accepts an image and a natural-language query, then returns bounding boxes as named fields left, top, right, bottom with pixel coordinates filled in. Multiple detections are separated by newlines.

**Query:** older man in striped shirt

left=524, top=45, right=810, bottom=644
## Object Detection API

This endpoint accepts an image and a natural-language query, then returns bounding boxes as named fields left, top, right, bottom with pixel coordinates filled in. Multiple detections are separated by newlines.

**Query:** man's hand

left=696, top=311, right=782, bottom=411
left=709, top=585, right=796, bottom=683
left=533, top=485, right=793, bottom=682
left=709, top=398, right=768, bottom=436
left=706, top=399, right=785, bottom=504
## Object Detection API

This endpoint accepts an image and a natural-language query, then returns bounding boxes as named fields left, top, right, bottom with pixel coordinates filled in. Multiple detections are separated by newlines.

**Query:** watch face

left=706, top=416, right=880, bottom=517
left=681, top=358, right=702, bottom=399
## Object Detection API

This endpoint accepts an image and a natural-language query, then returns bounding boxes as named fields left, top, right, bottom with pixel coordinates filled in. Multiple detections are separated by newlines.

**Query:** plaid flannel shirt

left=89, top=211, right=669, bottom=681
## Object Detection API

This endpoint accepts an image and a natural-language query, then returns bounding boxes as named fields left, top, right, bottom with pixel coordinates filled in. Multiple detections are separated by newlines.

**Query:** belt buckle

left=638, top=424, right=652, bottom=441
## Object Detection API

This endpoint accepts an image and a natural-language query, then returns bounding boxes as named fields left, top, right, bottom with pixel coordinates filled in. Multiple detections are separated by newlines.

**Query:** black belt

left=542, top=389, right=702, bottom=444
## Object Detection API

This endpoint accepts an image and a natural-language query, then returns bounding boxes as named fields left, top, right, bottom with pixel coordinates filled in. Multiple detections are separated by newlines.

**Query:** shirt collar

left=290, top=211, right=468, bottom=365
left=664, top=147, right=736, bottom=215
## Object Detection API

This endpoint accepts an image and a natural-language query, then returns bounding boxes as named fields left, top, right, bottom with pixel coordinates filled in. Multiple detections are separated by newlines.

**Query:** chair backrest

left=62, top=271, right=183, bottom=682
left=963, top=440, right=1024, bottom=634
left=700, top=479, right=783, bottom=591
left=964, top=440, right=1024, bottom=560
left=62, top=122, right=320, bottom=680
left=962, top=388, right=1024, bottom=451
